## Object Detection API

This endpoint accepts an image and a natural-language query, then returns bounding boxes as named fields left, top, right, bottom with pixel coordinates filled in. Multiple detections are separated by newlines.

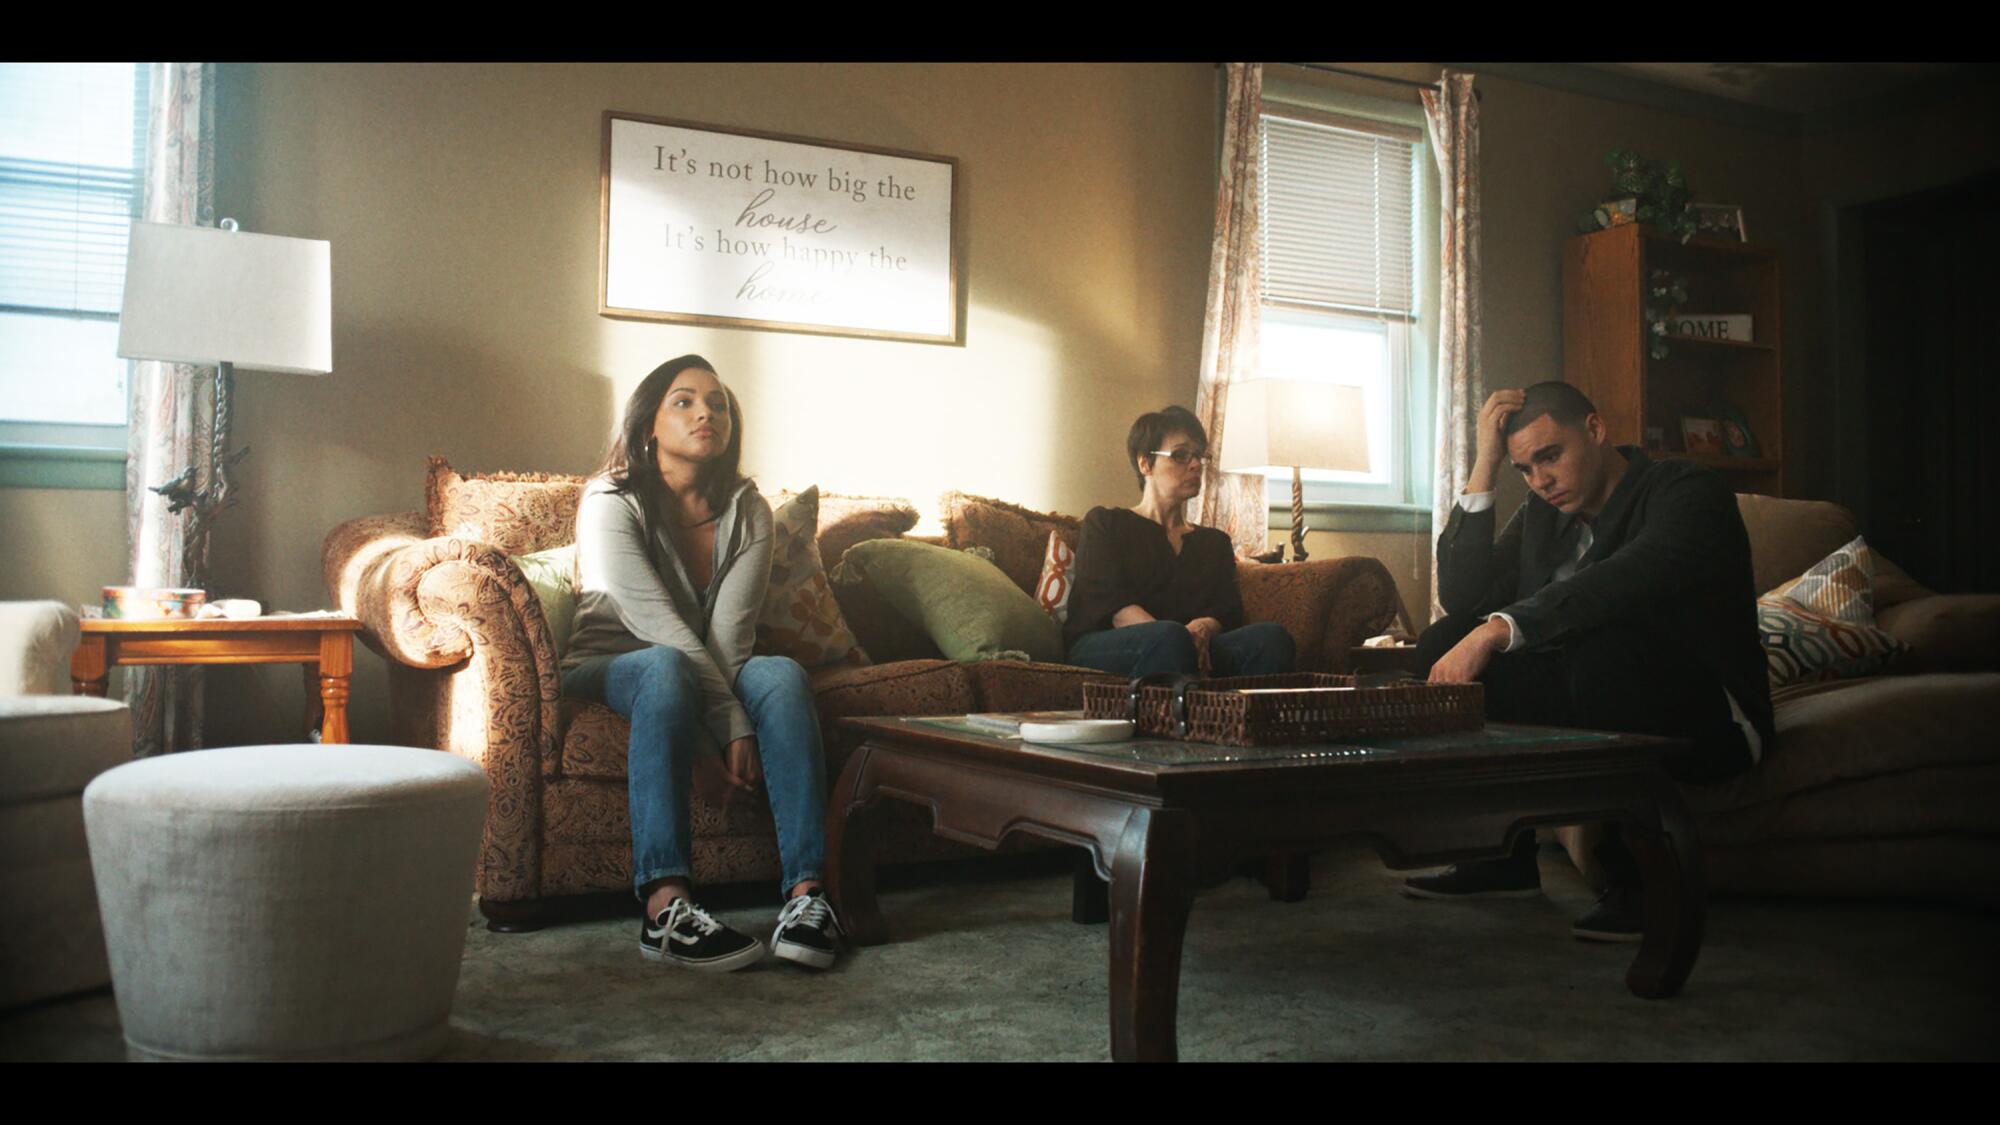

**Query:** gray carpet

left=6, top=844, right=1997, bottom=1061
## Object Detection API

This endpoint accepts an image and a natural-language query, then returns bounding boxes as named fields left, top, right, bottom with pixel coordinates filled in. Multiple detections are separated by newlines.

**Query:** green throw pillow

left=835, top=539, right=1063, bottom=663
left=511, top=544, right=578, bottom=659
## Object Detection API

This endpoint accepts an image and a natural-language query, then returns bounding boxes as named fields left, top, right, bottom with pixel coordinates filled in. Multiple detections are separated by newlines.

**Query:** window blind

left=0, top=63, right=147, bottom=318
left=1259, top=111, right=1415, bottom=319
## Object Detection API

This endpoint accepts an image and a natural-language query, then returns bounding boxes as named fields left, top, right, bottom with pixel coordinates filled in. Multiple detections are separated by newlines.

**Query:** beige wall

left=199, top=62, right=1218, bottom=745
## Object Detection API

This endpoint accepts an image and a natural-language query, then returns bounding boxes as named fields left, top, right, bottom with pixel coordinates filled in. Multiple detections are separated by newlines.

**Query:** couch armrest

left=1238, top=556, right=1402, bottom=673
left=322, top=512, right=560, bottom=672
left=322, top=512, right=563, bottom=904
left=1876, top=593, right=2000, bottom=674
left=0, top=600, right=80, bottom=696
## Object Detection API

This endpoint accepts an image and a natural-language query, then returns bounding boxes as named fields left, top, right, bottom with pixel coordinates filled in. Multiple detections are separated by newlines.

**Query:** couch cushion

left=834, top=539, right=1064, bottom=663
left=0, top=696, right=132, bottom=803
left=757, top=487, right=868, bottom=669
left=1688, top=672, right=2000, bottom=817
left=0, top=600, right=79, bottom=696
left=812, top=493, right=921, bottom=572
left=426, top=456, right=586, bottom=555
left=1876, top=593, right=2000, bottom=674
left=939, top=492, right=1082, bottom=596
left=959, top=659, right=1118, bottom=713
left=1696, top=763, right=2000, bottom=847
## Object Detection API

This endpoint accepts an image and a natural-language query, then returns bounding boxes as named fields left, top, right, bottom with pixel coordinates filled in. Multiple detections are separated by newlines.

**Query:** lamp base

left=1289, top=466, right=1309, bottom=563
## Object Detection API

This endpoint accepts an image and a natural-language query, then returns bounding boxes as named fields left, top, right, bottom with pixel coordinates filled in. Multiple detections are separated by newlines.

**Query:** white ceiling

left=1584, top=63, right=1964, bottom=115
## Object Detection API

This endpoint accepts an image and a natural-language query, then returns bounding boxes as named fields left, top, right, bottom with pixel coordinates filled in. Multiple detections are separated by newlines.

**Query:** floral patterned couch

left=322, top=463, right=1405, bottom=930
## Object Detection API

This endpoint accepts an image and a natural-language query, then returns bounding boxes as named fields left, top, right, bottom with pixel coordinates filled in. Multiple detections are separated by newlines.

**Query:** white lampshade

left=1219, top=379, right=1370, bottom=474
left=117, top=220, right=332, bottom=375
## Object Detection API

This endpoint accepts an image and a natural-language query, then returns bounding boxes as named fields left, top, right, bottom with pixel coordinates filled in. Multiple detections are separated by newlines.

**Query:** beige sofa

left=1683, top=495, right=2000, bottom=907
left=323, top=469, right=1404, bottom=929
left=0, top=601, right=133, bottom=1007
left=1562, top=495, right=1999, bottom=906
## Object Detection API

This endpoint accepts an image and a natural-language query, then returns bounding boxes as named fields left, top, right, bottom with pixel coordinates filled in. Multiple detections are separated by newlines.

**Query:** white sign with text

left=601, top=114, right=958, bottom=343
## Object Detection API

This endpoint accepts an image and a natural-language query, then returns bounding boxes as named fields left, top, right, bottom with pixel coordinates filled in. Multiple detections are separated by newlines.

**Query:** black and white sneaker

left=771, top=888, right=843, bottom=970
left=639, top=898, right=765, bottom=972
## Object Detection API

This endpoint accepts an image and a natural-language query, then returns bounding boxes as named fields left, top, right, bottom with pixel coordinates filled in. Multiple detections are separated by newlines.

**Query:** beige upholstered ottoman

left=83, top=745, right=487, bottom=1061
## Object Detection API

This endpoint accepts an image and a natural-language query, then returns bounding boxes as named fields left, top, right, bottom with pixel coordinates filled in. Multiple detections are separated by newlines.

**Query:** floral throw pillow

left=1757, top=535, right=1907, bottom=689
left=756, top=487, right=869, bottom=669
left=1033, top=530, right=1076, bottom=624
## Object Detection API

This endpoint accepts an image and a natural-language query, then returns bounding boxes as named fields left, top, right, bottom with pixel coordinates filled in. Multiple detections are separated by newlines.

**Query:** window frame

left=1251, top=77, right=1440, bottom=533
left=0, top=61, right=148, bottom=490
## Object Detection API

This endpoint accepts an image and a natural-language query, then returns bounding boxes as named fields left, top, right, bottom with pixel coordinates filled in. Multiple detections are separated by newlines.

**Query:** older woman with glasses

left=1063, top=405, right=1296, bottom=679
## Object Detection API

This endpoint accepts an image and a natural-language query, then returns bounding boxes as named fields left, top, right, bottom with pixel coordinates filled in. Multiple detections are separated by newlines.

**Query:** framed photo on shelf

left=1681, top=417, right=1726, bottom=456
left=1713, top=403, right=1761, bottom=458
left=1691, top=203, right=1747, bottom=242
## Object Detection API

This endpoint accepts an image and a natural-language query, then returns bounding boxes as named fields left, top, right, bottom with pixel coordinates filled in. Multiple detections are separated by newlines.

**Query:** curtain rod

left=1269, top=62, right=1482, bottom=101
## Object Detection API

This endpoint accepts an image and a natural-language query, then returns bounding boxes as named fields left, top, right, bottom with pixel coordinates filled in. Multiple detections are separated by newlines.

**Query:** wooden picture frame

left=599, top=111, right=961, bottom=344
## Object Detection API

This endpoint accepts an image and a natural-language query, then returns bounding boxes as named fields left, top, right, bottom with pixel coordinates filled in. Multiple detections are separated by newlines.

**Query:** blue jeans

left=562, top=647, right=826, bottom=898
left=1065, top=620, right=1297, bottom=678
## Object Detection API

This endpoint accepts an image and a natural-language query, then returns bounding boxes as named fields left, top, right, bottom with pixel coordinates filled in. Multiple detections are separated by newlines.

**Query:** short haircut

left=1502, top=381, right=1598, bottom=440
left=1125, top=406, right=1208, bottom=491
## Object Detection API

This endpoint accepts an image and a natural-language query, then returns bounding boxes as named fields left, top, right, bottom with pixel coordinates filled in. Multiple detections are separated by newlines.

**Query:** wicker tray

left=1081, top=673, right=1484, bottom=748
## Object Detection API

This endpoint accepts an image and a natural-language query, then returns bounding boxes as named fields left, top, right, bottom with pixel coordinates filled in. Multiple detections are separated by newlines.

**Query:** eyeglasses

left=1149, top=449, right=1210, bottom=467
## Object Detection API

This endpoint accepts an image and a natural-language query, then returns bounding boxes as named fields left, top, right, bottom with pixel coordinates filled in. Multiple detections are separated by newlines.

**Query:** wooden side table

left=71, top=616, right=365, bottom=744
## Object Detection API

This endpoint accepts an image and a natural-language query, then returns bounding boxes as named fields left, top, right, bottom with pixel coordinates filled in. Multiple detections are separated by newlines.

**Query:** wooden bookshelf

left=1562, top=223, right=1784, bottom=496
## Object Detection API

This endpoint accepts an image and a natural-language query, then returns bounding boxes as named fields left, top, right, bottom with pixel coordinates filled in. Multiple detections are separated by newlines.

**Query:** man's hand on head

left=1468, top=389, right=1527, bottom=494
left=1428, top=617, right=1512, bottom=684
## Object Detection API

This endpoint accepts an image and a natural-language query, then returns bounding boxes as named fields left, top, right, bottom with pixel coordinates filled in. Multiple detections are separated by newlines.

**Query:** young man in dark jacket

left=1405, top=381, right=1771, bottom=940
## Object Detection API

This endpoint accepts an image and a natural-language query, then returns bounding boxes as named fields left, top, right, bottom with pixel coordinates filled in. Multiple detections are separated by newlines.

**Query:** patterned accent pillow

left=1758, top=536, right=1907, bottom=689
left=426, top=456, right=587, bottom=556
left=755, top=487, right=869, bottom=669
left=1766, top=535, right=1877, bottom=622
left=1033, top=530, right=1075, bottom=624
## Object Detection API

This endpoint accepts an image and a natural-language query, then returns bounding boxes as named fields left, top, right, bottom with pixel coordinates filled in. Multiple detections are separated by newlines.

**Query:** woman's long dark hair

left=594, top=354, right=745, bottom=516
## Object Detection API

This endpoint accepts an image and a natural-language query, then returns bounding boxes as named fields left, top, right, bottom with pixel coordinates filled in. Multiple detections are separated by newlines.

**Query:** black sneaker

left=1401, top=856, right=1542, bottom=900
left=1571, top=887, right=1644, bottom=943
left=639, top=899, right=765, bottom=972
left=771, top=888, right=843, bottom=970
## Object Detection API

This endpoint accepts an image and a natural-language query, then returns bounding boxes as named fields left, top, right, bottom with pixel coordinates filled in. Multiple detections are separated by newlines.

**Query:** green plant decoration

left=1643, top=269, right=1689, bottom=360
left=1575, top=149, right=1700, bottom=243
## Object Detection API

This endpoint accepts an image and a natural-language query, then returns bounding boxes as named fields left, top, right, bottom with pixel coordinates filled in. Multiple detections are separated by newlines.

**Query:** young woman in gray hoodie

left=562, top=354, right=840, bottom=972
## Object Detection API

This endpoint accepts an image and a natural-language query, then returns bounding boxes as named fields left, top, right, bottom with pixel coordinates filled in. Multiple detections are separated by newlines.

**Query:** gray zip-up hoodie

left=563, top=474, right=772, bottom=752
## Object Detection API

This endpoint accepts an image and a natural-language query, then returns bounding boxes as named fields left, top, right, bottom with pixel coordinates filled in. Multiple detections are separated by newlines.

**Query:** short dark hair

left=594, top=354, right=746, bottom=514
left=1125, top=405, right=1208, bottom=491
left=1502, top=381, right=1598, bottom=439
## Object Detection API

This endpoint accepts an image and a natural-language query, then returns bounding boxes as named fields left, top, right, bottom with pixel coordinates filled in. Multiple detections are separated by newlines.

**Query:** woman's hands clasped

left=694, top=735, right=764, bottom=816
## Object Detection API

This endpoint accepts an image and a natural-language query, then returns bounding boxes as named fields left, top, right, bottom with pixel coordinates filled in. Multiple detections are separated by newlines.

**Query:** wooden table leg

left=317, top=631, right=352, bottom=744
left=1264, top=851, right=1310, bottom=902
left=826, top=745, right=889, bottom=946
left=1108, top=807, right=1196, bottom=1063
left=72, top=634, right=109, bottom=697
left=1624, top=783, right=1706, bottom=999
left=1072, top=849, right=1109, bottom=924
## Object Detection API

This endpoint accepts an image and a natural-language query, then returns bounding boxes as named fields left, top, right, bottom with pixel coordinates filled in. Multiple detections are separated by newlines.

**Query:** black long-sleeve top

left=1062, top=506, right=1245, bottom=648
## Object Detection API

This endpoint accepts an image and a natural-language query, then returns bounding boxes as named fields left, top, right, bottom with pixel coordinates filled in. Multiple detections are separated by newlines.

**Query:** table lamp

left=117, top=218, right=332, bottom=532
left=1219, top=379, right=1369, bottom=563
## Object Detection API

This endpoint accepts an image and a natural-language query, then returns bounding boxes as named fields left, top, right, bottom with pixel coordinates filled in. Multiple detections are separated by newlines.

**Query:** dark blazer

left=1436, top=447, right=1775, bottom=747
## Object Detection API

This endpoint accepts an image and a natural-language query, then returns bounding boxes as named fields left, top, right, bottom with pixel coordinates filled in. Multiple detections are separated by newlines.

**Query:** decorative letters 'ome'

left=600, top=112, right=959, bottom=343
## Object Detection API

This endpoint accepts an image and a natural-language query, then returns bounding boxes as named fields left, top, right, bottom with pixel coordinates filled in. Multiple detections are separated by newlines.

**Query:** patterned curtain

left=1420, top=70, right=1484, bottom=620
left=1193, top=62, right=1273, bottom=556
left=123, top=62, right=218, bottom=756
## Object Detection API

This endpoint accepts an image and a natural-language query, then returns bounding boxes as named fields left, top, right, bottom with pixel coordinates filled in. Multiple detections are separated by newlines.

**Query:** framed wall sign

left=599, top=111, right=961, bottom=344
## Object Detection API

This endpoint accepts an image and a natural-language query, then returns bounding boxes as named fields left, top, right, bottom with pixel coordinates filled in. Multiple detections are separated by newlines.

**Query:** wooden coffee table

left=828, top=715, right=1704, bottom=1063
left=71, top=616, right=364, bottom=744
